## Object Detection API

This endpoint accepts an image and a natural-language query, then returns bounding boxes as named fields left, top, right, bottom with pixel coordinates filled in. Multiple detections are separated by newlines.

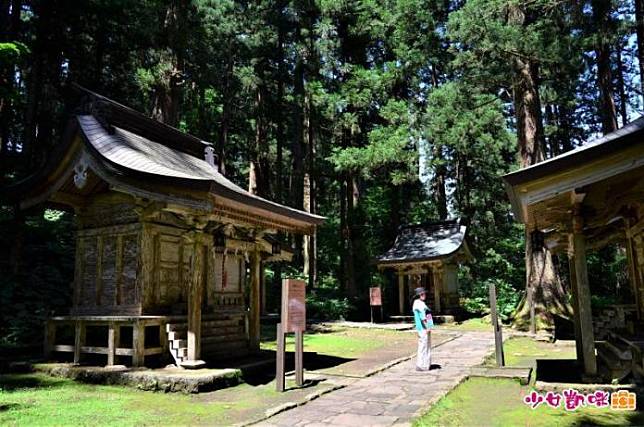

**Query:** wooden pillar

left=44, top=319, right=55, bottom=360
left=132, top=320, right=145, bottom=367
left=260, top=261, right=267, bottom=316
left=187, top=235, right=205, bottom=362
left=398, top=271, right=405, bottom=314
left=159, top=320, right=169, bottom=363
left=249, top=250, right=261, bottom=351
left=431, top=267, right=442, bottom=313
left=73, top=320, right=85, bottom=364
left=626, top=221, right=642, bottom=320
left=570, top=209, right=597, bottom=377
left=568, top=255, right=584, bottom=367
left=107, top=322, right=120, bottom=366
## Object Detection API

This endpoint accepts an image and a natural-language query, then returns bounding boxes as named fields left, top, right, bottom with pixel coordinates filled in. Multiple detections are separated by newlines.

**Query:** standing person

left=412, top=287, right=433, bottom=371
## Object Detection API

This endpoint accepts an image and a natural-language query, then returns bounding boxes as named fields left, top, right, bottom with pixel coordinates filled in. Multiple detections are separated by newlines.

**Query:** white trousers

left=416, top=330, right=431, bottom=370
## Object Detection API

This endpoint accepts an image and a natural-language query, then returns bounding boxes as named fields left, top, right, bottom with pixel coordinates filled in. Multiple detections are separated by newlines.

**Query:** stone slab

left=32, top=362, right=241, bottom=393
left=469, top=366, right=532, bottom=385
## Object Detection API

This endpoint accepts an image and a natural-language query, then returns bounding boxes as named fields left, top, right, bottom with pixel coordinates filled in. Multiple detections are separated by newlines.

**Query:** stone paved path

left=257, top=331, right=496, bottom=427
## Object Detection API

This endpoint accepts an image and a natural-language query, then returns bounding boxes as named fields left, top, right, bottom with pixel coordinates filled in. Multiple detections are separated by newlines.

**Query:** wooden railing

left=44, top=316, right=168, bottom=367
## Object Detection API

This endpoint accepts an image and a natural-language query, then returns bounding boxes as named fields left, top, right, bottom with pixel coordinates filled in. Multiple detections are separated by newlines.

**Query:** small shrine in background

left=376, top=219, right=472, bottom=315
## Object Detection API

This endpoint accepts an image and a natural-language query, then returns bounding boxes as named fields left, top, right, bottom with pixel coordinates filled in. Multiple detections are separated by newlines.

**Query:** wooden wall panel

left=121, top=234, right=138, bottom=305
left=100, top=236, right=117, bottom=306
left=74, top=230, right=141, bottom=315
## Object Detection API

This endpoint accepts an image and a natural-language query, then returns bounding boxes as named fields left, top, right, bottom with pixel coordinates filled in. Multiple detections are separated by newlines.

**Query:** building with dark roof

left=376, top=219, right=472, bottom=315
left=503, top=116, right=644, bottom=382
left=4, top=86, right=323, bottom=369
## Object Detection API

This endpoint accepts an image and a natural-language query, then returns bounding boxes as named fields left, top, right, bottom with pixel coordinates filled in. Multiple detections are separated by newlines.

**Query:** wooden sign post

left=276, top=278, right=306, bottom=392
left=489, top=282, right=505, bottom=367
left=369, top=287, right=383, bottom=323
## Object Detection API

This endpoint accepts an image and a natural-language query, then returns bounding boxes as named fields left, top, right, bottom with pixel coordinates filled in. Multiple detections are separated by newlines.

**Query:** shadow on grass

left=535, top=359, right=583, bottom=383
left=242, top=352, right=355, bottom=386
left=284, top=378, right=324, bottom=392
left=0, top=403, right=24, bottom=412
left=0, top=374, right=69, bottom=392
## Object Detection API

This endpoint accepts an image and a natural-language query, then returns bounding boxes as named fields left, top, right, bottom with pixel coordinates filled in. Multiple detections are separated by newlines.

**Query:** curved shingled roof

left=504, top=116, right=644, bottom=186
left=5, top=85, right=324, bottom=232
left=376, top=220, right=469, bottom=265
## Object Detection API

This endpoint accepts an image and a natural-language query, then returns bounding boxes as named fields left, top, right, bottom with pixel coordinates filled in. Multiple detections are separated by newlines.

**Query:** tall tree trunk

left=0, top=0, right=21, bottom=175
left=22, top=1, right=49, bottom=175
left=592, top=0, right=618, bottom=134
left=635, top=0, right=644, bottom=102
left=218, top=57, right=233, bottom=175
left=275, top=17, right=285, bottom=204
left=432, top=144, right=448, bottom=220
left=290, top=38, right=305, bottom=266
left=343, top=172, right=357, bottom=297
left=302, top=90, right=316, bottom=288
left=249, top=85, right=269, bottom=197
left=511, top=55, right=572, bottom=331
left=615, top=40, right=629, bottom=126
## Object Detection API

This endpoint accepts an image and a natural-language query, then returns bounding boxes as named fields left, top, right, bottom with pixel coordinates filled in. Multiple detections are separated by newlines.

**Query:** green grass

left=417, top=337, right=642, bottom=426
left=439, top=317, right=494, bottom=332
left=261, top=325, right=414, bottom=358
left=414, top=377, right=644, bottom=427
left=485, top=337, right=576, bottom=369
left=0, top=373, right=314, bottom=426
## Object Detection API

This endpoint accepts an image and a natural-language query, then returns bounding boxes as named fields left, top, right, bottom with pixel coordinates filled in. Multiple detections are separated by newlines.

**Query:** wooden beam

left=569, top=211, right=597, bottom=377
left=249, top=250, right=261, bottom=351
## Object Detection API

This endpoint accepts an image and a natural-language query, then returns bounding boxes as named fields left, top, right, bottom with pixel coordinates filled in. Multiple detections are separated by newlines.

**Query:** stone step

left=597, top=342, right=630, bottom=369
left=167, top=331, right=185, bottom=341
left=171, top=339, right=187, bottom=349
left=171, top=347, right=188, bottom=359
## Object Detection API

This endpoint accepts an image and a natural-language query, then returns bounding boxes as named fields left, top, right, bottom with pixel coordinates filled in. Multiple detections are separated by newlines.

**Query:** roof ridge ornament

left=73, top=155, right=90, bottom=189
left=204, top=145, right=217, bottom=170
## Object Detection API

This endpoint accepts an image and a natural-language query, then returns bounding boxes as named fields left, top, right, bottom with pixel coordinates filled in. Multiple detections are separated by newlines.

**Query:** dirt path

left=256, top=330, right=496, bottom=427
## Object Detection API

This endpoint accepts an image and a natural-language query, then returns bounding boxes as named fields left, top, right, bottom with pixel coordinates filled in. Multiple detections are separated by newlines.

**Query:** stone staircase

left=595, top=327, right=644, bottom=383
left=596, top=332, right=633, bottom=382
left=166, top=312, right=249, bottom=366
left=592, top=305, right=636, bottom=340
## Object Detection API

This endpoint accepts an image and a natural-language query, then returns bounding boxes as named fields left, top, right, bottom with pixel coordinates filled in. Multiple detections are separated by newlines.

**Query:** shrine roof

left=376, top=220, right=470, bottom=266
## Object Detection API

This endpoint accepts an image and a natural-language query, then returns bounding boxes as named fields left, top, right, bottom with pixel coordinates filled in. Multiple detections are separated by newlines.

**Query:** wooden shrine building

left=504, top=117, right=644, bottom=381
left=376, top=220, right=472, bottom=315
left=5, top=87, right=324, bottom=368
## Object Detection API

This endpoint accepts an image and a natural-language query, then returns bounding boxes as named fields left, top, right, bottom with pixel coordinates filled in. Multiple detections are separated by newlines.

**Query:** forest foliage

left=1, top=0, right=642, bottom=344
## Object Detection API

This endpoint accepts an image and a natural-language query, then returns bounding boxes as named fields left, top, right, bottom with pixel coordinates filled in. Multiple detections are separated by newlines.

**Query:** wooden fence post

left=489, top=282, right=505, bottom=367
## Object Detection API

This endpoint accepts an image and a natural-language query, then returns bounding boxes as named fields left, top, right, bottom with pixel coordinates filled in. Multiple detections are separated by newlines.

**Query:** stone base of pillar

left=180, top=360, right=207, bottom=369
